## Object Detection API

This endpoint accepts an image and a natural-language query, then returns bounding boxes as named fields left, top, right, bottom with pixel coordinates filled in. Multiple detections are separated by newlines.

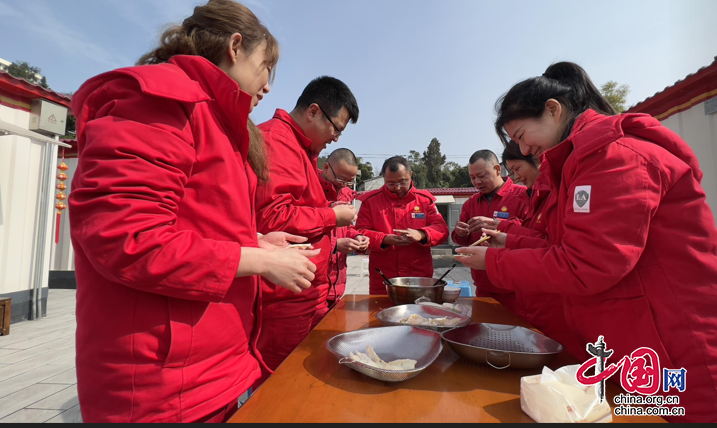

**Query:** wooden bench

left=0, top=297, right=10, bottom=336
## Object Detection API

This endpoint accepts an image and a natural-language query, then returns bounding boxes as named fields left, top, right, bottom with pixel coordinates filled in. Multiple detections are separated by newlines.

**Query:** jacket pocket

left=163, top=298, right=194, bottom=368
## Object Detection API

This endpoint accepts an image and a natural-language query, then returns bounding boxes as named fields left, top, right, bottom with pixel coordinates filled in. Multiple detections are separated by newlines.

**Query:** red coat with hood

left=356, top=185, right=450, bottom=294
left=486, top=110, right=717, bottom=422
left=255, top=110, right=335, bottom=318
left=318, top=173, right=360, bottom=303
left=451, top=178, right=529, bottom=298
left=68, top=56, right=264, bottom=422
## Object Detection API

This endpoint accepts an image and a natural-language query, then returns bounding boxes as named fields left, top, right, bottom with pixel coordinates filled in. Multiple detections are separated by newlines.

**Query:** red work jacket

left=451, top=178, right=529, bottom=296
left=318, top=173, right=360, bottom=302
left=486, top=110, right=717, bottom=422
left=356, top=185, right=449, bottom=294
left=69, top=56, right=263, bottom=422
left=255, top=110, right=335, bottom=318
left=497, top=176, right=584, bottom=358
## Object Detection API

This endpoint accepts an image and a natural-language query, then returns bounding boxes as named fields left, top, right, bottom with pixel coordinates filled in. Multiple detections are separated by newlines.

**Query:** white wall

left=0, top=104, right=58, bottom=295
left=661, top=101, right=717, bottom=219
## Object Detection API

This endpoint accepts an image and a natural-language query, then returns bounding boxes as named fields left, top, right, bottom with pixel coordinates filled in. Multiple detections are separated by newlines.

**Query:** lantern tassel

left=55, top=212, right=61, bottom=244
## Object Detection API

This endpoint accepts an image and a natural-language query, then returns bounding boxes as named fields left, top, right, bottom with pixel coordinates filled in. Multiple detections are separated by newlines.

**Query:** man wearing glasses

left=255, top=76, right=360, bottom=373
left=356, top=156, right=449, bottom=295
left=318, top=148, right=370, bottom=307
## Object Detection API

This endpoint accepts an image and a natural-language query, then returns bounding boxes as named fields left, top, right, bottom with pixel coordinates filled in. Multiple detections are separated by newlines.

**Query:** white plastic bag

left=415, top=298, right=472, bottom=318
left=520, top=365, right=613, bottom=423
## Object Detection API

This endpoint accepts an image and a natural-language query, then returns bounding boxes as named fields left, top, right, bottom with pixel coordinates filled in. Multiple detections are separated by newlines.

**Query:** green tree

left=7, top=61, right=48, bottom=88
left=407, top=150, right=428, bottom=189
left=356, top=157, right=374, bottom=187
left=442, top=162, right=472, bottom=188
left=600, top=81, right=630, bottom=113
left=317, top=155, right=328, bottom=167
left=422, top=138, right=447, bottom=188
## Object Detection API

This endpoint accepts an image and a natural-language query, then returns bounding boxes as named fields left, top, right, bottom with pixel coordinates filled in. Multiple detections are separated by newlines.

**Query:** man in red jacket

left=451, top=150, right=529, bottom=303
left=256, top=76, right=360, bottom=372
left=318, top=148, right=370, bottom=306
left=357, top=156, right=450, bottom=294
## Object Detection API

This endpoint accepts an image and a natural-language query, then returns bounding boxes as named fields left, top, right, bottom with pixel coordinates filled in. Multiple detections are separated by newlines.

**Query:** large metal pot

left=385, top=277, right=446, bottom=306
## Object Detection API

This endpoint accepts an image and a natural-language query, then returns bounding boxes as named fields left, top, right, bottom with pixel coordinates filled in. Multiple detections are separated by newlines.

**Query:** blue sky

left=1, top=0, right=715, bottom=167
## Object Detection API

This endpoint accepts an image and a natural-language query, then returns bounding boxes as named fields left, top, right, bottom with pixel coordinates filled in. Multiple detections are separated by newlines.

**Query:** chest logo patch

left=573, top=186, right=591, bottom=213
left=501, top=206, right=508, bottom=212
left=414, top=206, right=422, bottom=213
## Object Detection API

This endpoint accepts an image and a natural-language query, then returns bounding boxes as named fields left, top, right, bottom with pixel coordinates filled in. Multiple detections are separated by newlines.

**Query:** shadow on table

left=482, top=398, right=535, bottom=423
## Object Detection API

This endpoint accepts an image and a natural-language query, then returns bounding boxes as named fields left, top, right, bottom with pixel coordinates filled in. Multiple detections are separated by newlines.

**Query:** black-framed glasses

left=328, top=162, right=356, bottom=186
left=317, top=105, right=343, bottom=138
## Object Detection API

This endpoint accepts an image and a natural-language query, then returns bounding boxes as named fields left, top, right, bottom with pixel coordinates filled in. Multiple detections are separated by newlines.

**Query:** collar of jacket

left=170, top=55, right=253, bottom=156
left=271, top=109, right=315, bottom=157
left=318, top=169, right=339, bottom=202
left=381, top=182, right=416, bottom=202
left=477, top=177, right=516, bottom=201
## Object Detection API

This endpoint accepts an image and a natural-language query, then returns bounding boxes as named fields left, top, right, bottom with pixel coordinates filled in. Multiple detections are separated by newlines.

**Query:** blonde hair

left=138, top=0, right=277, bottom=181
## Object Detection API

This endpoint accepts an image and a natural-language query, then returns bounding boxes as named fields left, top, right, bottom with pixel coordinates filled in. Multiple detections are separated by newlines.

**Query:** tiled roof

left=0, top=70, right=72, bottom=109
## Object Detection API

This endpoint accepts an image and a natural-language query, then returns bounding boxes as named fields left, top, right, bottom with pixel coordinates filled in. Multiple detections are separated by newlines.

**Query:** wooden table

left=228, top=296, right=665, bottom=423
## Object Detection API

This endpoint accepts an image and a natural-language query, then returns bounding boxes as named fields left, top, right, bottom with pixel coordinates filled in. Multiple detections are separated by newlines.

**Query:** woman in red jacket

left=457, top=62, right=717, bottom=422
left=69, top=0, right=319, bottom=422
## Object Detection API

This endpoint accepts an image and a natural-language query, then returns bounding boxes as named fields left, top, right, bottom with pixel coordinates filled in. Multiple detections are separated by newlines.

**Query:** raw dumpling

left=349, top=346, right=418, bottom=371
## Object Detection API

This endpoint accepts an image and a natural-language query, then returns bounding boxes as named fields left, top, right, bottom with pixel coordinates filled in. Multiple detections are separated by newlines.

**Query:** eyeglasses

left=317, top=105, right=343, bottom=138
left=328, top=162, right=356, bottom=186
left=385, top=180, right=411, bottom=189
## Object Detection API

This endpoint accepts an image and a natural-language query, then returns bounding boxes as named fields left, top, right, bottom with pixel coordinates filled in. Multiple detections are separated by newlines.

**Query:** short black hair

left=501, top=141, right=538, bottom=170
left=328, top=148, right=358, bottom=167
left=469, top=150, right=499, bottom=166
left=381, top=156, right=411, bottom=176
left=295, top=76, right=359, bottom=124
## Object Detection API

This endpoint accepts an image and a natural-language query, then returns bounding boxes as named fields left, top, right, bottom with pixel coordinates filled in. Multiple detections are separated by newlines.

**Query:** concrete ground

left=0, top=255, right=472, bottom=423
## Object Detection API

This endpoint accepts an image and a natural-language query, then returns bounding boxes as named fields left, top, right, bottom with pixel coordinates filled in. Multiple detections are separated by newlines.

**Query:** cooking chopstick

left=469, top=235, right=492, bottom=247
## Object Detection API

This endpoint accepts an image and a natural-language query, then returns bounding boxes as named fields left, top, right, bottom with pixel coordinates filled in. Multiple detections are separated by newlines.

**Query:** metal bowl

left=376, top=304, right=472, bottom=332
left=326, top=326, right=443, bottom=382
left=385, top=277, right=446, bottom=305
left=441, top=323, right=563, bottom=370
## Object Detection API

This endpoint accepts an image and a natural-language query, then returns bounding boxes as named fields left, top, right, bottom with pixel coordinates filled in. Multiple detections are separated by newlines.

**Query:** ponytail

left=495, top=62, right=615, bottom=146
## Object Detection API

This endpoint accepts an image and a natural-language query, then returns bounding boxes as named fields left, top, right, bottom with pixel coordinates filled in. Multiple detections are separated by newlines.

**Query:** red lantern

left=55, top=150, right=69, bottom=244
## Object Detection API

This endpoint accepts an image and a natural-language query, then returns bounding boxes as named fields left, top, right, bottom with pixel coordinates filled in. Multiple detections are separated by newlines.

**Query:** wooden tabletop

left=228, top=295, right=665, bottom=423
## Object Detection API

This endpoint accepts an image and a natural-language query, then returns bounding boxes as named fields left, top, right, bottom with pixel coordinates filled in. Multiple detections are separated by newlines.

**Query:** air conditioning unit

left=29, top=99, right=67, bottom=136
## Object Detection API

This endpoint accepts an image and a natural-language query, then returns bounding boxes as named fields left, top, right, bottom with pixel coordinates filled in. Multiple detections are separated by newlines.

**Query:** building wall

left=0, top=104, right=57, bottom=297
left=660, top=100, right=717, bottom=218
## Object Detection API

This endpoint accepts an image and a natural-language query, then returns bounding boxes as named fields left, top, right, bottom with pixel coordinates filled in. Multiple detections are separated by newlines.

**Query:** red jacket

left=496, top=176, right=584, bottom=358
left=357, top=185, right=449, bottom=294
left=451, top=178, right=529, bottom=296
left=318, top=173, right=360, bottom=302
left=69, top=56, right=263, bottom=422
left=486, top=110, right=717, bottom=422
left=255, top=110, right=336, bottom=318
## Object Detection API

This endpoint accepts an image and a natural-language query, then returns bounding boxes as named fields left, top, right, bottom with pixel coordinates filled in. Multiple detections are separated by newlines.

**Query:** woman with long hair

left=69, top=0, right=318, bottom=422
left=457, top=62, right=717, bottom=422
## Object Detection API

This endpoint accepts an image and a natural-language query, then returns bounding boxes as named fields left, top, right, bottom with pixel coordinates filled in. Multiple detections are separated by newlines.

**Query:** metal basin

left=385, top=277, right=446, bottom=305
left=441, top=323, right=563, bottom=370
left=376, top=304, right=472, bottom=332
left=326, top=326, right=443, bottom=382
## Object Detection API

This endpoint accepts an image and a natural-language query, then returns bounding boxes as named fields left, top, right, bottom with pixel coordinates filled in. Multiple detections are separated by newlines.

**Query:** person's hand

left=382, top=234, right=412, bottom=247
left=454, top=221, right=470, bottom=238
left=257, top=232, right=309, bottom=250
left=468, top=216, right=500, bottom=233
left=261, top=248, right=321, bottom=293
left=479, top=228, right=507, bottom=249
left=330, top=201, right=350, bottom=208
left=337, top=238, right=361, bottom=254
left=355, top=235, right=370, bottom=252
left=454, top=246, right=488, bottom=270
left=393, top=228, right=426, bottom=243
left=333, top=204, right=357, bottom=227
